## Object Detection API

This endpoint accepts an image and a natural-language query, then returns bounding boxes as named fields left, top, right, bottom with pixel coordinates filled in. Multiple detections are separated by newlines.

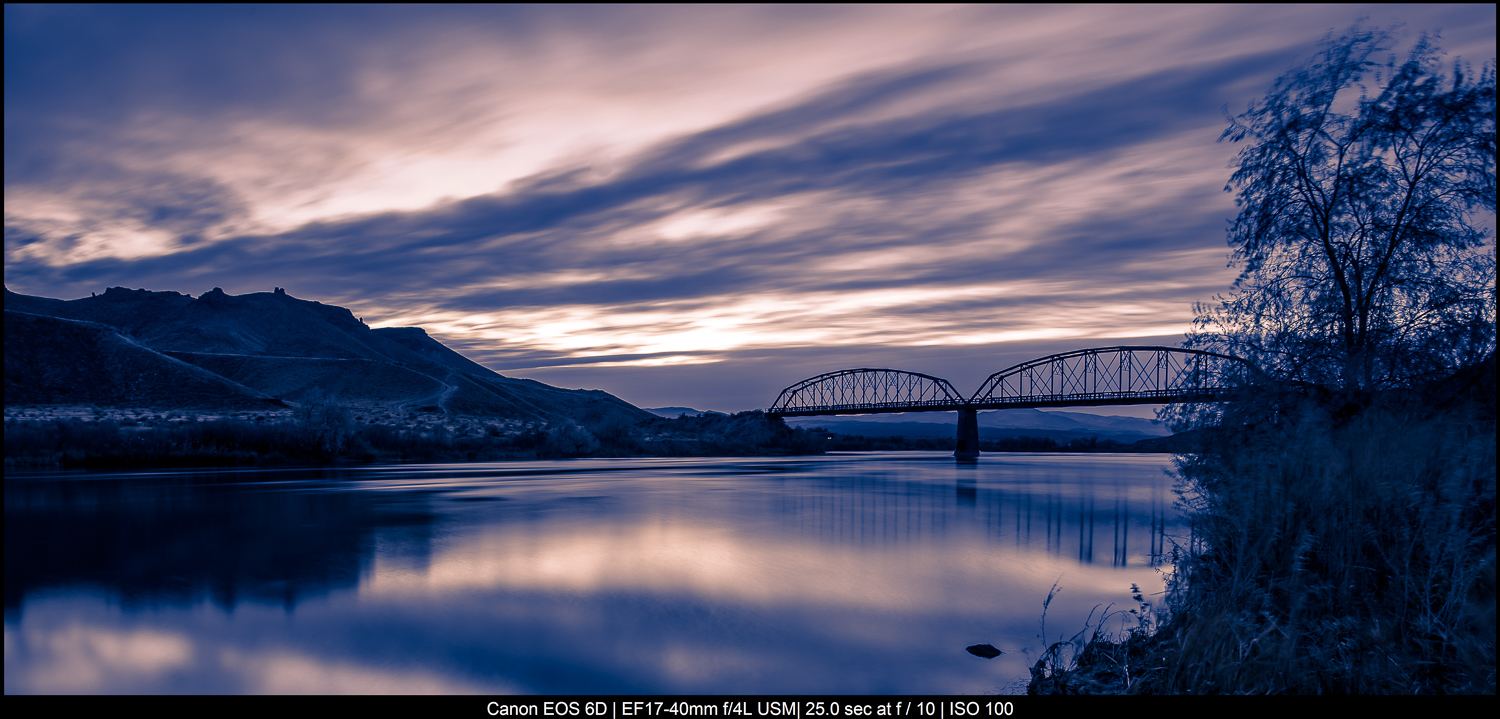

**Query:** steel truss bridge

left=766, top=346, right=1257, bottom=458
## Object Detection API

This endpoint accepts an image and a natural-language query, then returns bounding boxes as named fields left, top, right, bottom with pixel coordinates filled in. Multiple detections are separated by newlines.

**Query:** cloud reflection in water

left=6, top=454, right=1184, bottom=693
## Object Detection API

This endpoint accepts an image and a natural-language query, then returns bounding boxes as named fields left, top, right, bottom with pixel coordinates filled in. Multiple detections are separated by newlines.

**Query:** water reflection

left=5, top=469, right=420, bottom=612
left=5, top=453, right=1185, bottom=694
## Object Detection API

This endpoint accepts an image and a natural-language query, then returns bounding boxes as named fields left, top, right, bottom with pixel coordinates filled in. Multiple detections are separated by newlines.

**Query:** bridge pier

left=954, top=406, right=979, bottom=460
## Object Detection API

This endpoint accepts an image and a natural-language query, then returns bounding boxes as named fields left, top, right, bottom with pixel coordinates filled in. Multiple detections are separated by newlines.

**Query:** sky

left=5, top=4, right=1495, bottom=413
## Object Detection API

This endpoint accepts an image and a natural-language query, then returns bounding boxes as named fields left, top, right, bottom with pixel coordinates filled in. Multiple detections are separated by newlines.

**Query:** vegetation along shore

left=1027, top=27, right=1495, bottom=694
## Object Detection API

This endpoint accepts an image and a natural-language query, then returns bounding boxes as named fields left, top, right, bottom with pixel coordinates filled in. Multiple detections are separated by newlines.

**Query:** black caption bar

left=6, top=693, right=1346, bottom=713
left=485, top=699, right=1019, bottom=719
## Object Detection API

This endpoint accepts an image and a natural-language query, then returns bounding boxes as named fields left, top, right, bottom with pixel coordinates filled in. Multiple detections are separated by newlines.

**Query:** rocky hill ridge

left=4, top=285, right=649, bottom=425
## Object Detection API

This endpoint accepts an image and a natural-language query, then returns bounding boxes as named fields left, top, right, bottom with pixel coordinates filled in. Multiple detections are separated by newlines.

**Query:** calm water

left=5, top=452, right=1186, bottom=694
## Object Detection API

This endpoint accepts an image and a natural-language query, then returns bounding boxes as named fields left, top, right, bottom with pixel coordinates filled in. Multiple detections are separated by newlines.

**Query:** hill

left=4, top=310, right=285, bottom=410
left=4, top=285, right=649, bottom=425
left=644, top=406, right=728, bottom=418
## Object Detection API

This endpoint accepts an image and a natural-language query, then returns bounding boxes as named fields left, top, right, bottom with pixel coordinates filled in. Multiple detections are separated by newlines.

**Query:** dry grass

left=1157, top=390, right=1495, bottom=693
left=1030, top=370, right=1495, bottom=694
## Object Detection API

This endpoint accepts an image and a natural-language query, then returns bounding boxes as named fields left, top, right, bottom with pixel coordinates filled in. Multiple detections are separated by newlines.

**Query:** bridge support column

left=954, top=407, right=979, bottom=460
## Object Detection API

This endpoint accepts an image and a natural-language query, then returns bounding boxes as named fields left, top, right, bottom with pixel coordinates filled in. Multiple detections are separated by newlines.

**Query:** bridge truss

left=768, top=368, right=965, bottom=417
left=767, top=347, right=1255, bottom=416
left=968, top=346, right=1253, bottom=409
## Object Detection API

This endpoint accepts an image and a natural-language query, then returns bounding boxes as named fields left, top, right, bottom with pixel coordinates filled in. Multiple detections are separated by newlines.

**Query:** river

left=4, top=452, right=1186, bottom=694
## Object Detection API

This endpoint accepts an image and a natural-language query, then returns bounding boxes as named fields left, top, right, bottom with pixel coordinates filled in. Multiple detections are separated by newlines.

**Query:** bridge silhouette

left=766, top=346, right=1255, bottom=459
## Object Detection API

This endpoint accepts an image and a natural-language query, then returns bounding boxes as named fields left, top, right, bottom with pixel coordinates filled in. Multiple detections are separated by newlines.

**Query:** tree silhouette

left=1192, top=26, right=1495, bottom=392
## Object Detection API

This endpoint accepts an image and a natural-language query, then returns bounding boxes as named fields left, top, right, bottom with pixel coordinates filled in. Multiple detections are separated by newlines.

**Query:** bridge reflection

left=766, top=459, right=1181, bottom=568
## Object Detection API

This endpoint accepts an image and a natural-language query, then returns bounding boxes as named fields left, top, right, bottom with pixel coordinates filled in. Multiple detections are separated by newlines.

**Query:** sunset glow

left=6, top=4, right=1493, bottom=409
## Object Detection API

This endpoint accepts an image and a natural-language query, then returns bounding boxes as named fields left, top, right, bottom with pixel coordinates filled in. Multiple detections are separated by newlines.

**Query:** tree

left=1191, top=26, right=1495, bottom=393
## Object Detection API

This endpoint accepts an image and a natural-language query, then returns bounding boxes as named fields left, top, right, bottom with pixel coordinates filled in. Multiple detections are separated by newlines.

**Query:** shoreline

left=4, top=405, right=1184, bottom=471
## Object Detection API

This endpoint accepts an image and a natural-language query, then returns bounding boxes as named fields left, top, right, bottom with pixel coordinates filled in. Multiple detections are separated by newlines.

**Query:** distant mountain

left=4, top=285, right=650, bottom=424
left=644, top=406, right=727, bottom=418
left=785, top=408, right=1169, bottom=443
left=978, top=409, right=1168, bottom=436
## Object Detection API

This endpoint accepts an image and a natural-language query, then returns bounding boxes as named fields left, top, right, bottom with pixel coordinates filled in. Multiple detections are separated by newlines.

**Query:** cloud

left=5, top=54, right=1258, bottom=368
left=5, top=4, right=1494, bottom=409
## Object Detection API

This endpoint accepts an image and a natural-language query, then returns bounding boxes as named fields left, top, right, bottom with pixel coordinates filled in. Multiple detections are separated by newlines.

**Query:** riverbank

left=1028, top=360, right=1496, bottom=694
left=3, top=407, right=828, bottom=468
left=4, top=404, right=1187, bottom=469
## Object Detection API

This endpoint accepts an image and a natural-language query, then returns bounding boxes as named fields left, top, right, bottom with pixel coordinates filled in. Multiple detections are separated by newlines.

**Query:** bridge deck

left=768, top=389, right=1233, bottom=417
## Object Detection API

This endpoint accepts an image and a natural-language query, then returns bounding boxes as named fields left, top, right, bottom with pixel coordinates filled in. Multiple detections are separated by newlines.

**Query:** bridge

left=766, top=346, right=1256, bottom=459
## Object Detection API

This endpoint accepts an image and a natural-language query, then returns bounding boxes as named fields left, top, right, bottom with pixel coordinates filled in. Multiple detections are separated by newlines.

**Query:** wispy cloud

left=6, top=4, right=1494, bottom=409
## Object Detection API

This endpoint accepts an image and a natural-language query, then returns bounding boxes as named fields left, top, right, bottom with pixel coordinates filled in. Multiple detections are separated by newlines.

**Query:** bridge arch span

left=968, top=346, right=1257, bottom=408
left=766, top=347, right=1259, bottom=458
left=769, top=368, right=964, bottom=417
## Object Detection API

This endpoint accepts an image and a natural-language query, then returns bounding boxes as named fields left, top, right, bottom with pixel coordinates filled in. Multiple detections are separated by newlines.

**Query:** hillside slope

left=4, top=310, right=285, bottom=410
left=4, top=286, right=649, bottom=424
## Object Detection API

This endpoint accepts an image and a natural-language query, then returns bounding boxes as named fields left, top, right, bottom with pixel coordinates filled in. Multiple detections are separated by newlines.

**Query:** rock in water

left=966, top=643, right=1002, bottom=659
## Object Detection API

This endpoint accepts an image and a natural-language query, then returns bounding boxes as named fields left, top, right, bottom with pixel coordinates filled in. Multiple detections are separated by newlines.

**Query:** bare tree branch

left=1191, top=26, right=1496, bottom=391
